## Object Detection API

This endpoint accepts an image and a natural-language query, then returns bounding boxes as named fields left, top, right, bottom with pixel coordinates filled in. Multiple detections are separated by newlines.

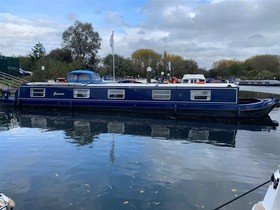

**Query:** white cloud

left=0, top=13, right=64, bottom=56
left=125, top=0, right=280, bottom=68
left=1, top=0, right=280, bottom=69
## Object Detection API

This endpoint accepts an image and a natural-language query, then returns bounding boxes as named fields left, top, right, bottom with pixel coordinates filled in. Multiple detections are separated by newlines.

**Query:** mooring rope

left=213, top=179, right=270, bottom=210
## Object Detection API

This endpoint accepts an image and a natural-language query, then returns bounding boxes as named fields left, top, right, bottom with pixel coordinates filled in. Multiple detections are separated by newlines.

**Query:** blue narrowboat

left=0, top=70, right=278, bottom=118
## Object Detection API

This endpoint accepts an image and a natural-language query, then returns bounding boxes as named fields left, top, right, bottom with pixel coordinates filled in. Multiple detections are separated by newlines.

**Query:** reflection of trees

left=65, top=130, right=98, bottom=146
left=110, top=136, right=115, bottom=163
left=64, top=121, right=103, bottom=146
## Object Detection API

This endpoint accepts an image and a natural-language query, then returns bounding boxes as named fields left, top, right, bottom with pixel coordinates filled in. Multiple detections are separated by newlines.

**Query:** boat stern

left=0, top=90, right=17, bottom=106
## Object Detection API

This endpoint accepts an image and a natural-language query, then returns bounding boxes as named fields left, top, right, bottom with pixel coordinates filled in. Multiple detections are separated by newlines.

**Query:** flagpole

left=113, top=51, right=115, bottom=81
left=110, top=31, right=115, bottom=81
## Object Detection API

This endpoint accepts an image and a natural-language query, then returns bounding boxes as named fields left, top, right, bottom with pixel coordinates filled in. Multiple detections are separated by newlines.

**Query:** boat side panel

left=17, top=85, right=238, bottom=104
left=11, top=84, right=277, bottom=118
left=13, top=85, right=240, bottom=117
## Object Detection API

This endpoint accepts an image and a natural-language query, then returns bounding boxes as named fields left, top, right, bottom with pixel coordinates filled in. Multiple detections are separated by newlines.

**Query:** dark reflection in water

left=0, top=107, right=278, bottom=148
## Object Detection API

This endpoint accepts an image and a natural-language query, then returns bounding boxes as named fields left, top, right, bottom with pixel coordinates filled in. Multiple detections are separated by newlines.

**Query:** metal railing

left=0, top=70, right=29, bottom=91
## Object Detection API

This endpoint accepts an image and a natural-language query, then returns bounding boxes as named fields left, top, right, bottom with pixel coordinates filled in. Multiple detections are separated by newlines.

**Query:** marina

left=1, top=1, right=279, bottom=209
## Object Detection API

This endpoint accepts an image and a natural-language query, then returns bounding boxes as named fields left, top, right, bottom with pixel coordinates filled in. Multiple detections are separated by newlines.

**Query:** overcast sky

left=0, top=0, right=279, bottom=69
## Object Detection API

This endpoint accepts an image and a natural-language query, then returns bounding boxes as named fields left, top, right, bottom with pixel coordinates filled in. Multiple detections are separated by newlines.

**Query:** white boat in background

left=252, top=169, right=280, bottom=210
left=181, top=74, right=206, bottom=84
left=239, top=79, right=280, bottom=86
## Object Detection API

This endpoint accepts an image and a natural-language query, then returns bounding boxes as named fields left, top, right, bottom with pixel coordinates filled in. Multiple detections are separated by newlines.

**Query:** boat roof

left=66, top=69, right=102, bottom=84
left=25, top=82, right=238, bottom=88
left=182, top=74, right=205, bottom=79
left=85, top=82, right=238, bottom=88
left=68, top=70, right=98, bottom=75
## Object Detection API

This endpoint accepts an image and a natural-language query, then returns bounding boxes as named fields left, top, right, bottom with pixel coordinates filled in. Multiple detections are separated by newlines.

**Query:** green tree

left=19, top=56, right=34, bottom=72
left=244, top=55, right=280, bottom=79
left=131, top=49, right=162, bottom=77
left=181, top=59, right=199, bottom=74
left=166, top=59, right=199, bottom=78
left=20, top=44, right=74, bottom=82
left=28, top=42, right=47, bottom=80
left=31, top=42, right=46, bottom=59
left=48, top=48, right=73, bottom=63
left=255, top=70, right=274, bottom=80
left=102, top=54, right=135, bottom=77
left=62, top=20, right=101, bottom=69
left=212, top=59, right=245, bottom=78
left=160, top=51, right=184, bottom=77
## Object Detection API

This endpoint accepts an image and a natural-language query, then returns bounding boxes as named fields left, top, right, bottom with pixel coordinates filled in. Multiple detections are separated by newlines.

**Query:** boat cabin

left=67, top=70, right=102, bottom=84
left=181, top=74, right=206, bottom=84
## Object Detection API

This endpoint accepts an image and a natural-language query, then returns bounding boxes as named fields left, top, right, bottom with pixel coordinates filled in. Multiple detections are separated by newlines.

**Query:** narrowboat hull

left=0, top=83, right=278, bottom=118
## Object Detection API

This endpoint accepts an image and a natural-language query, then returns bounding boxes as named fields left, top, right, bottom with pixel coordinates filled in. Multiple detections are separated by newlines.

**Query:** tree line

left=17, top=20, right=280, bottom=81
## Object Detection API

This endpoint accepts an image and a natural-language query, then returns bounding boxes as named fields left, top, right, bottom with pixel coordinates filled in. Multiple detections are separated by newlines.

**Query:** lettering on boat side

left=53, top=92, right=65, bottom=96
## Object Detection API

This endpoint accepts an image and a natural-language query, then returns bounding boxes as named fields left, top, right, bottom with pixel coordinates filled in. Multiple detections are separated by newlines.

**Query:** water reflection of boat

left=0, top=108, right=278, bottom=148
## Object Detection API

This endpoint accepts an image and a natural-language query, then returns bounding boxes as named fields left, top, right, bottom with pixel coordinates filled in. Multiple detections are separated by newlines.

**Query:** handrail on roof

left=0, top=70, right=29, bottom=90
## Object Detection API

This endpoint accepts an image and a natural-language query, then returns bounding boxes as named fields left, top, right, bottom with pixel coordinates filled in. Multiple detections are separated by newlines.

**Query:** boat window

left=108, top=89, right=125, bottom=99
left=30, top=88, right=45, bottom=97
left=152, top=90, right=171, bottom=100
left=190, top=90, right=211, bottom=101
left=188, top=130, right=209, bottom=140
left=78, top=74, right=90, bottom=81
left=73, top=89, right=90, bottom=98
left=68, top=74, right=78, bottom=81
left=183, top=79, right=199, bottom=83
left=93, top=74, right=101, bottom=81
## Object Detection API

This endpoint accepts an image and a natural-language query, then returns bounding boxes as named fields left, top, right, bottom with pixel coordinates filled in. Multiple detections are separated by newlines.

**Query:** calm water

left=239, top=85, right=280, bottom=95
left=1, top=86, right=280, bottom=210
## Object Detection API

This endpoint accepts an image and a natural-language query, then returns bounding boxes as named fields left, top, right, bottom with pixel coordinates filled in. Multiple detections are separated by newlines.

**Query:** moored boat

left=0, top=70, right=278, bottom=118
left=239, top=79, right=280, bottom=86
